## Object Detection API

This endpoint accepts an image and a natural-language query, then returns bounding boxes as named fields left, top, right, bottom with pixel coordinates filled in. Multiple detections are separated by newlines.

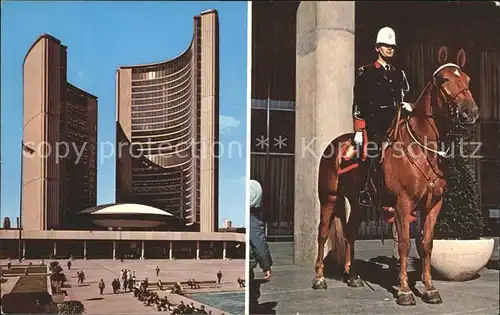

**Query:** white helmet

left=376, top=27, right=396, bottom=46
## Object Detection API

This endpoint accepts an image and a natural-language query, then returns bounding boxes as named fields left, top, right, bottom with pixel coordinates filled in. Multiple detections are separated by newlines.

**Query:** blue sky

left=1, top=1, right=248, bottom=228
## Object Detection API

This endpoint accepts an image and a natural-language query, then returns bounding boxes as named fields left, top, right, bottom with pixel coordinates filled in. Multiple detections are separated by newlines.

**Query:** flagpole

left=19, top=140, right=23, bottom=262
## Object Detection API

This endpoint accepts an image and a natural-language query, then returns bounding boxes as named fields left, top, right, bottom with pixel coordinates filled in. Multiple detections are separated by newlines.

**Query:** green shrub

left=435, top=126, right=483, bottom=240
left=58, top=300, right=85, bottom=314
left=50, top=272, right=67, bottom=284
left=49, top=261, right=59, bottom=271
left=52, top=265, right=63, bottom=274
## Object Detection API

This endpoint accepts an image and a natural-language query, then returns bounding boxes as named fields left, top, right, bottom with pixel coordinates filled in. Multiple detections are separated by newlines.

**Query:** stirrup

left=358, top=189, right=372, bottom=208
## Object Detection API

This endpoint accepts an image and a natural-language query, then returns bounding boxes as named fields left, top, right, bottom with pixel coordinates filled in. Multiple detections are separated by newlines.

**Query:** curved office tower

left=22, top=34, right=98, bottom=231
left=116, top=10, right=219, bottom=232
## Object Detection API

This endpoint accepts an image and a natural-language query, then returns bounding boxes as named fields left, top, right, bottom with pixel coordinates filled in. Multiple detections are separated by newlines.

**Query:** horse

left=312, top=46, right=479, bottom=306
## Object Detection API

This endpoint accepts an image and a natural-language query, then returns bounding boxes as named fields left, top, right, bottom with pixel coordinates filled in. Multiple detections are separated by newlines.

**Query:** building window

left=269, top=110, right=295, bottom=154
left=251, top=109, right=267, bottom=153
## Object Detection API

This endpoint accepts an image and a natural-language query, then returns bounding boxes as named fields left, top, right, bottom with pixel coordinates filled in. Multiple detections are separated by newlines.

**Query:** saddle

left=339, top=106, right=418, bottom=223
left=339, top=106, right=402, bottom=174
left=337, top=136, right=364, bottom=175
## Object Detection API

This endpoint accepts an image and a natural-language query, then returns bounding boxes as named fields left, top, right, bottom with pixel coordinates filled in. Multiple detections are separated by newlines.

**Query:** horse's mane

left=413, top=82, right=434, bottom=118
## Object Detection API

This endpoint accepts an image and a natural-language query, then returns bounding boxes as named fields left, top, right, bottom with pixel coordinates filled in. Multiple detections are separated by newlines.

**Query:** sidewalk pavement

left=254, top=240, right=499, bottom=315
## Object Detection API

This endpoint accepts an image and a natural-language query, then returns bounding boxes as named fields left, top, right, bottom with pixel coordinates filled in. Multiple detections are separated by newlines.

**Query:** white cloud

left=228, top=176, right=246, bottom=184
left=220, top=115, right=240, bottom=133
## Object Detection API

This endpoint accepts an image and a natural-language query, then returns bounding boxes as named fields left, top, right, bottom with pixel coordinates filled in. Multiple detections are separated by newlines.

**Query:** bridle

left=405, top=63, right=471, bottom=158
left=432, top=63, right=471, bottom=125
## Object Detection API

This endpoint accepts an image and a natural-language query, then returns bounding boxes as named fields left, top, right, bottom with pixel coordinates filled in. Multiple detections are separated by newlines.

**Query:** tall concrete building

left=116, top=10, right=219, bottom=232
left=22, top=34, right=98, bottom=231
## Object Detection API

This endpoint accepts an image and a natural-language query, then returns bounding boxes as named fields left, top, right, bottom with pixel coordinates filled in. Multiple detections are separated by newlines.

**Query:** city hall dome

left=78, top=203, right=179, bottom=229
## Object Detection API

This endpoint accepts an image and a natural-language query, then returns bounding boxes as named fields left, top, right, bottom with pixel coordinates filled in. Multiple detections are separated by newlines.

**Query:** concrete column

left=169, top=241, right=173, bottom=260
left=112, top=241, right=116, bottom=260
left=22, top=240, right=26, bottom=258
left=53, top=241, right=57, bottom=257
left=83, top=241, right=87, bottom=259
left=294, top=1, right=355, bottom=266
left=223, top=241, right=227, bottom=260
left=141, top=240, right=145, bottom=260
left=196, top=241, right=200, bottom=260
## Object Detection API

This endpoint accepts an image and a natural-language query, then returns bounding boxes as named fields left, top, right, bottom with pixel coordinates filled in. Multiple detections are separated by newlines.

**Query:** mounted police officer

left=352, top=26, right=413, bottom=155
left=352, top=26, right=414, bottom=205
left=352, top=27, right=419, bottom=267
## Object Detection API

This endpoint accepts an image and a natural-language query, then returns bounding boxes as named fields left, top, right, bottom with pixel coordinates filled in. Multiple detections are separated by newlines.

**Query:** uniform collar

left=375, top=60, right=394, bottom=71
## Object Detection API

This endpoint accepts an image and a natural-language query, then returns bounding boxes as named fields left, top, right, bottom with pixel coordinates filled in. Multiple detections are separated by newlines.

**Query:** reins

left=405, top=120, right=450, bottom=157
left=400, top=64, right=467, bottom=160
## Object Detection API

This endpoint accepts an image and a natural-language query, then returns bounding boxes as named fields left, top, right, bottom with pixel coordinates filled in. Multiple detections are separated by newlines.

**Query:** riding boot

left=358, top=158, right=374, bottom=208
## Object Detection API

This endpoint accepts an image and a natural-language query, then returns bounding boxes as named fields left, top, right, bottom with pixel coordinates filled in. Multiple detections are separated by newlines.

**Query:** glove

left=401, top=102, right=413, bottom=112
left=354, top=131, right=363, bottom=144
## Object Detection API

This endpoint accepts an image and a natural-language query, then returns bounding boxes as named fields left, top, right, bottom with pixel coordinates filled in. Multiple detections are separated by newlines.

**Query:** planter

left=52, top=293, right=65, bottom=304
left=430, top=238, right=495, bottom=281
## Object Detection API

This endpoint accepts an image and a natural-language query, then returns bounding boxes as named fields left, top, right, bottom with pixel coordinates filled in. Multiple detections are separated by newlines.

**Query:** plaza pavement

left=254, top=240, right=499, bottom=315
left=0, top=276, right=20, bottom=298
left=2, top=258, right=245, bottom=314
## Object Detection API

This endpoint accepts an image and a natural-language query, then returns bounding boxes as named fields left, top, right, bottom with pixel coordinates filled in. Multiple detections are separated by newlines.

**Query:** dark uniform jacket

left=249, top=211, right=273, bottom=272
left=353, top=60, right=410, bottom=134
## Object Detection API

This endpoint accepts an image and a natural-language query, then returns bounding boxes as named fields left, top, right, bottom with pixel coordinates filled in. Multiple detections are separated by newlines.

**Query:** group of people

left=134, top=282, right=174, bottom=311
left=133, top=281, right=210, bottom=314
left=169, top=301, right=210, bottom=314
left=186, top=278, right=200, bottom=289
left=156, top=280, right=184, bottom=293
left=96, top=269, right=138, bottom=294
left=112, top=277, right=133, bottom=293
left=120, top=269, right=137, bottom=291
left=76, top=270, right=86, bottom=284
left=236, top=277, right=245, bottom=288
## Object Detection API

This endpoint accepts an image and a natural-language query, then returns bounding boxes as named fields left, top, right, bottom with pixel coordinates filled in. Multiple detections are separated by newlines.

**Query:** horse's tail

left=328, top=196, right=346, bottom=266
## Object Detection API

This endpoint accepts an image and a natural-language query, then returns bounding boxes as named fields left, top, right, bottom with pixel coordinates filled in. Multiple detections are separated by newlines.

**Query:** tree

left=434, top=126, right=483, bottom=240
left=3, top=217, right=11, bottom=229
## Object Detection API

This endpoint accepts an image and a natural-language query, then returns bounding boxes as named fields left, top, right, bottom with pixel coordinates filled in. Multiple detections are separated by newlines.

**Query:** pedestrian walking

left=217, top=270, right=222, bottom=285
left=249, top=179, right=273, bottom=313
left=98, top=279, right=105, bottom=295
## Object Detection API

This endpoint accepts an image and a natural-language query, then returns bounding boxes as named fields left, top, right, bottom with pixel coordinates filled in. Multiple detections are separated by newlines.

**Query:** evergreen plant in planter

left=430, top=126, right=495, bottom=281
left=58, top=300, right=85, bottom=314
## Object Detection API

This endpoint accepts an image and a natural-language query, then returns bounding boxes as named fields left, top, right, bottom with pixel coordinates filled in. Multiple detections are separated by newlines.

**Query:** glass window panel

left=480, top=161, right=500, bottom=205
left=480, top=122, right=500, bottom=160
left=251, top=109, right=268, bottom=153
left=269, top=110, right=295, bottom=154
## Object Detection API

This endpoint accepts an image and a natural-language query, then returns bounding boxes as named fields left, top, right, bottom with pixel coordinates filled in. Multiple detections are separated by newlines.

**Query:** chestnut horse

left=312, top=47, right=479, bottom=306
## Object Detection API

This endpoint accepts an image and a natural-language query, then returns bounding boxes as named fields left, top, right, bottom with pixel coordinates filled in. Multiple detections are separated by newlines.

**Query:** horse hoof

left=396, top=291, right=416, bottom=306
left=312, top=277, right=327, bottom=290
left=347, top=277, right=364, bottom=288
left=422, top=290, right=443, bottom=304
